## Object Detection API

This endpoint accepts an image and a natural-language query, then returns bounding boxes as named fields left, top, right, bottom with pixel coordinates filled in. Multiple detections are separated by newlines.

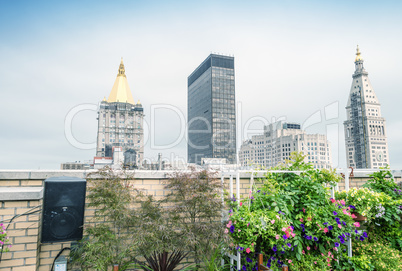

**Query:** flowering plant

left=335, top=187, right=388, bottom=220
left=225, top=153, right=368, bottom=270
left=0, top=223, right=11, bottom=253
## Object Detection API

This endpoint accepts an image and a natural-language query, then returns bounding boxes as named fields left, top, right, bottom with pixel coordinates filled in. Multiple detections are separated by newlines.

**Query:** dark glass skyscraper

left=187, top=54, right=236, bottom=164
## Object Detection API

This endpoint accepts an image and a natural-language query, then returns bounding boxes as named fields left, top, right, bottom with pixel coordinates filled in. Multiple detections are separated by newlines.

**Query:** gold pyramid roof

left=107, top=58, right=135, bottom=104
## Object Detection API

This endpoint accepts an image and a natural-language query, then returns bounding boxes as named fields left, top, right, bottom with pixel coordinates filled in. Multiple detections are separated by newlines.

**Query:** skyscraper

left=187, top=54, right=236, bottom=164
left=96, top=58, right=144, bottom=167
left=344, top=46, right=390, bottom=169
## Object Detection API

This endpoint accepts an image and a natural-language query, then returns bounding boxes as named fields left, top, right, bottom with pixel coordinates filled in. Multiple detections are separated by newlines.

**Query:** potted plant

left=335, top=187, right=389, bottom=222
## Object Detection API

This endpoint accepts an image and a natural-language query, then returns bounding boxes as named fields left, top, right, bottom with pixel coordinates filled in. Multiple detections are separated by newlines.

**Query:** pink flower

left=246, top=248, right=251, bottom=254
left=251, top=243, right=254, bottom=246
left=226, top=221, right=232, bottom=228
left=291, top=233, right=295, bottom=237
left=338, top=224, right=342, bottom=229
left=238, top=229, right=241, bottom=232
left=276, top=215, right=280, bottom=219
left=240, top=202, right=243, bottom=206
left=271, top=220, right=275, bottom=224
left=307, top=246, right=310, bottom=251
left=275, top=235, right=280, bottom=240
left=323, top=228, right=328, bottom=233
left=328, top=264, right=331, bottom=267
left=288, top=260, right=292, bottom=263
left=331, top=198, right=335, bottom=203
left=299, top=218, right=304, bottom=222
left=327, top=258, right=330, bottom=262
left=282, top=227, right=286, bottom=232
left=247, top=223, right=250, bottom=227
left=314, top=261, right=317, bottom=264
left=328, top=251, right=331, bottom=256
left=303, top=208, right=305, bottom=213
left=302, top=250, right=305, bottom=254
left=340, top=199, right=345, bottom=205
left=224, top=229, right=229, bottom=234
left=353, top=222, right=360, bottom=227
left=333, top=247, right=338, bottom=251
left=307, top=217, right=312, bottom=221
left=351, top=213, right=357, bottom=219
left=321, top=253, right=324, bottom=256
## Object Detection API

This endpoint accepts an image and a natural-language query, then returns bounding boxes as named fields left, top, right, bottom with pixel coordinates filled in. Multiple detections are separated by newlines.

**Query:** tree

left=163, top=168, right=226, bottom=269
left=71, top=167, right=141, bottom=270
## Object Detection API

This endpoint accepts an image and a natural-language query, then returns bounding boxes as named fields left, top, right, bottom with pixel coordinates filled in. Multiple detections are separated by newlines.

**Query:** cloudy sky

left=1, top=0, right=401, bottom=169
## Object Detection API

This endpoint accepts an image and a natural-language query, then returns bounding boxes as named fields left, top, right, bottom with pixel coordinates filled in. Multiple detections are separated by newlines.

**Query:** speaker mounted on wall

left=41, top=176, right=87, bottom=243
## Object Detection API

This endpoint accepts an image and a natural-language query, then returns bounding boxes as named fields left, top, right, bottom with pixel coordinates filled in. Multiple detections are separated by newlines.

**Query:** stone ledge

left=0, top=187, right=43, bottom=201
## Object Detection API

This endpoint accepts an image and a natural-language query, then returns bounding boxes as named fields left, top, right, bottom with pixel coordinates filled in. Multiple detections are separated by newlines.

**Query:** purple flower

left=323, top=222, right=328, bottom=225
left=257, top=190, right=261, bottom=193
left=334, top=242, right=340, bottom=247
left=349, top=205, right=356, bottom=210
left=342, top=221, right=346, bottom=226
left=272, top=245, right=277, bottom=252
left=230, top=225, right=235, bottom=233
left=340, top=238, right=345, bottom=244
left=363, top=232, right=368, bottom=238
left=246, top=257, right=252, bottom=263
left=286, top=243, right=291, bottom=248
left=313, top=237, right=318, bottom=241
left=283, top=235, right=288, bottom=240
left=333, top=211, right=338, bottom=216
left=328, top=225, right=333, bottom=230
left=360, top=236, right=365, bottom=241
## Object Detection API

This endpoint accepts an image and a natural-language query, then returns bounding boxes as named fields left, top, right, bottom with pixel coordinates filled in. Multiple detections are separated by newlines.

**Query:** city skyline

left=1, top=1, right=402, bottom=169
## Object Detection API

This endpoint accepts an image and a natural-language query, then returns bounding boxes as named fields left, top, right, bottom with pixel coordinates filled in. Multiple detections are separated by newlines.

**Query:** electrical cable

left=0, top=205, right=42, bottom=263
left=50, top=247, right=71, bottom=271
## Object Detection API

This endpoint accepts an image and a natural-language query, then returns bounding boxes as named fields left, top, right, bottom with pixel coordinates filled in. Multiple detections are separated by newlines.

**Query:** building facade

left=239, top=121, right=332, bottom=169
left=96, top=59, right=144, bottom=167
left=344, top=46, right=390, bottom=169
left=187, top=54, right=236, bottom=164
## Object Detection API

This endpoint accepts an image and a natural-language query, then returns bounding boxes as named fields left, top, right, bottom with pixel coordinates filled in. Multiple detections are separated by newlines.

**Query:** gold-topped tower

left=96, top=58, right=144, bottom=168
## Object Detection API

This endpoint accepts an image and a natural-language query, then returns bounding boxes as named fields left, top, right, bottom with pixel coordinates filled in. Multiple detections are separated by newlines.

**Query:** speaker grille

left=41, top=177, right=86, bottom=243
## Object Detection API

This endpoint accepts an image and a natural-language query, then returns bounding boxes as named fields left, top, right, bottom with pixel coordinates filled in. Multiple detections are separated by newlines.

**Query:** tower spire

left=354, top=45, right=367, bottom=76
left=355, top=45, right=363, bottom=62
left=118, top=57, right=126, bottom=77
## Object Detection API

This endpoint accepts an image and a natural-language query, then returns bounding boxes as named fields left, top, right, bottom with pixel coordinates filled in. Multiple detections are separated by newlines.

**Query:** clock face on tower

left=376, top=151, right=383, bottom=162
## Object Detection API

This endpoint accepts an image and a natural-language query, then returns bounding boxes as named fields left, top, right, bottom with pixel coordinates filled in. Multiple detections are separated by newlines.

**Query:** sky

left=1, top=0, right=402, bottom=170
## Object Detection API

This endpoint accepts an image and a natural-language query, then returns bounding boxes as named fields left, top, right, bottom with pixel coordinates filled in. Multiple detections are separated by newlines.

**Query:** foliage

left=362, top=168, right=402, bottom=251
left=226, top=152, right=368, bottom=270
left=163, top=167, right=225, bottom=269
left=200, top=243, right=230, bottom=271
left=335, top=187, right=388, bottom=220
left=0, top=223, right=10, bottom=253
left=70, top=167, right=141, bottom=270
left=363, top=167, right=402, bottom=200
left=350, top=235, right=402, bottom=271
left=142, top=250, right=189, bottom=271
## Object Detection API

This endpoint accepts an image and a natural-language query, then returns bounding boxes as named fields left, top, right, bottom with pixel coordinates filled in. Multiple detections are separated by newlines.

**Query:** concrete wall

left=0, top=169, right=400, bottom=270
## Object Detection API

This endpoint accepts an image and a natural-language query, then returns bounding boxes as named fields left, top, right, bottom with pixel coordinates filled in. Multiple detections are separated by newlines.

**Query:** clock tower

left=344, top=46, right=390, bottom=169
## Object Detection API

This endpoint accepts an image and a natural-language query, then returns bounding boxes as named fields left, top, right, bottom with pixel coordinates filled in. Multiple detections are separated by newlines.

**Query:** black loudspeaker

left=41, top=176, right=86, bottom=243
